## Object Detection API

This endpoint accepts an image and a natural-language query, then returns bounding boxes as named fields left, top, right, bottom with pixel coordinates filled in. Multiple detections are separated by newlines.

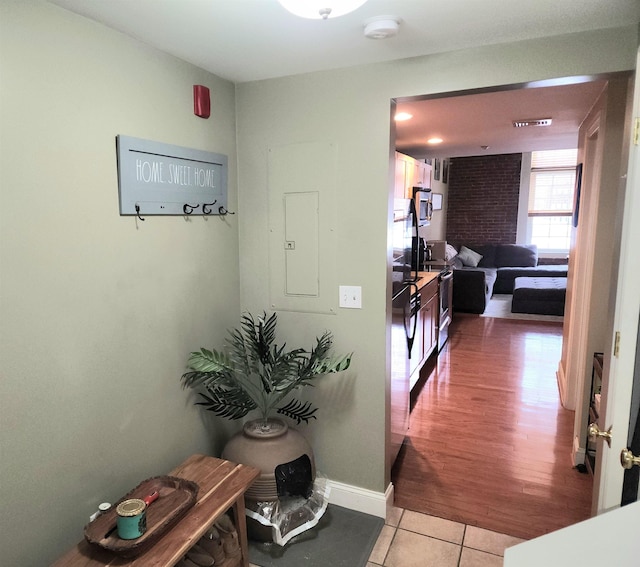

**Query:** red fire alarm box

left=193, top=85, right=210, bottom=119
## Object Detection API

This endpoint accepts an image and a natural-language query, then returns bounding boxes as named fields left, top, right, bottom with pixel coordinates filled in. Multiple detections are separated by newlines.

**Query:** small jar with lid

left=116, top=498, right=147, bottom=539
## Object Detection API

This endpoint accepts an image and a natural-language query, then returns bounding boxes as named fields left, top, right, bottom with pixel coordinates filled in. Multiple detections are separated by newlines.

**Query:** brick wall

left=446, top=153, right=522, bottom=247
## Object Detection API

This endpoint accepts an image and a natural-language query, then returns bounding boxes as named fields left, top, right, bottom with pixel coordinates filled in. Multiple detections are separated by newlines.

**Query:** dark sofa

left=450, top=244, right=568, bottom=314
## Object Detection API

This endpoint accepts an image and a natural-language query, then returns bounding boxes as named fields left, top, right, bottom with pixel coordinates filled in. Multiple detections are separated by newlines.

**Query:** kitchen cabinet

left=413, top=160, right=432, bottom=190
left=395, top=152, right=432, bottom=200
left=394, top=153, right=409, bottom=199
left=409, top=277, right=439, bottom=390
left=419, top=278, right=439, bottom=364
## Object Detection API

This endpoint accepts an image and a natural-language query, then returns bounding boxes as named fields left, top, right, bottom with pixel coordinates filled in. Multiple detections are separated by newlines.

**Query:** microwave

left=413, top=188, right=432, bottom=226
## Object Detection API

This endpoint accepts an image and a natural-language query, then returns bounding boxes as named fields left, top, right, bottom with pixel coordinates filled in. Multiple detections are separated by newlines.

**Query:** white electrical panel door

left=284, top=192, right=319, bottom=296
left=268, top=141, right=337, bottom=314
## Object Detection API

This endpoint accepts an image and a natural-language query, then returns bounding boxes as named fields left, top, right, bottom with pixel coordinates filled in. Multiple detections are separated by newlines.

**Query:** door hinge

left=634, top=117, right=640, bottom=146
left=614, top=331, right=621, bottom=357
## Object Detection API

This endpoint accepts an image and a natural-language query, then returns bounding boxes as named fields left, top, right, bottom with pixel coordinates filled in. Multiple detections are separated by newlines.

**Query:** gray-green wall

left=0, top=2, right=240, bottom=565
left=0, top=1, right=637, bottom=565
left=235, top=27, right=638, bottom=493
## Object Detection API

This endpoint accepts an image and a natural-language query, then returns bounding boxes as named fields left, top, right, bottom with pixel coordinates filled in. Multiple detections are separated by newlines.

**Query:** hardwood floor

left=392, top=313, right=593, bottom=541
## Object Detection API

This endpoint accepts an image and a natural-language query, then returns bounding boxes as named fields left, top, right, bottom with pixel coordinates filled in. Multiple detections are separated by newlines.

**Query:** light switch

left=339, top=285, right=362, bottom=309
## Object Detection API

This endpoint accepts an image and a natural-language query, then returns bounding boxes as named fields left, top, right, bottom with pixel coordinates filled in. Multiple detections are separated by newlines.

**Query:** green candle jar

left=116, top=498, right=147, bottom=539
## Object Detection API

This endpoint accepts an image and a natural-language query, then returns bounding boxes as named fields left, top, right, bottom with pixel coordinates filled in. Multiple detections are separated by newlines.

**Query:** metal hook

left=202, top=200, right=217, bottom=215
left=135, top=204, right=145, bottom=221
left=183, top=203, right=199, bottom=215
left=218, top=206, right=236, bottom=216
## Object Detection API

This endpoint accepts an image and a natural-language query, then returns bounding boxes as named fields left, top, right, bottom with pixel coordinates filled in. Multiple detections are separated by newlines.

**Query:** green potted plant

left=181, top=311, right=352, bottom=425
left=181, top=311, right=352, bottom=507
left=181, top=311, right=352, bottom=541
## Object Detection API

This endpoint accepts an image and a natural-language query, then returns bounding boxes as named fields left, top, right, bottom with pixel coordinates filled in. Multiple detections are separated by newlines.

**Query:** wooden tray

left=84, top=475, right=198, bottom=556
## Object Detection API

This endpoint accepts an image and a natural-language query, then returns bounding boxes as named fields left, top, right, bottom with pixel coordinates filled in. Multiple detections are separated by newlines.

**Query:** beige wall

left=0, top=2, right=240, bottom=565
left=236, top=26, right=638, bottom=493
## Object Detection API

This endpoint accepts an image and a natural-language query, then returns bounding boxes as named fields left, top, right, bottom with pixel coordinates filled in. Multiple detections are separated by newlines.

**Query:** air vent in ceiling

left=512, top=118, right=553, bottom=128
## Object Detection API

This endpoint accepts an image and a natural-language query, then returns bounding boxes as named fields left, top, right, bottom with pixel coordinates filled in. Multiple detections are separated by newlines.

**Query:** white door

left=503, top=500, right=640, bottom=566
left=592, top=51, right=640, bottom=513
left=505, top=47, right=640, bottom=567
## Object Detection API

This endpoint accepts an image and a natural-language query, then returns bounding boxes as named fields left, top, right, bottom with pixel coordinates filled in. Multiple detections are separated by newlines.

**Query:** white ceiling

left=47, top=0, right=638, bottom=157
left=394, top=80, right=609, bottom=158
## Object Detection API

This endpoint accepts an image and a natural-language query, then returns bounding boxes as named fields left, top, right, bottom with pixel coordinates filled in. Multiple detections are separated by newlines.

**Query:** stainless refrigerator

left=389, top=198, right=419, bottom=467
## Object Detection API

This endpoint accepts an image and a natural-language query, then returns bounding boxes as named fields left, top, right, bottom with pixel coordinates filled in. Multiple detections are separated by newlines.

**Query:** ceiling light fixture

left=427, top=137, right=443, bottom=145
left=364, top=16, right=401, bottom=39
left=512, top=118, right=553, bottom=128
left=394, top=112, right=413, bottom=121
left=278, top=0, right=368, bottom=20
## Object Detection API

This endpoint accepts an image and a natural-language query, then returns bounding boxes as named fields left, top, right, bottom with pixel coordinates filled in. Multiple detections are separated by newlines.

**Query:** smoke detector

left=513, top=118, right=553, bottom=128
left=364, top=16, right=401, bottom=39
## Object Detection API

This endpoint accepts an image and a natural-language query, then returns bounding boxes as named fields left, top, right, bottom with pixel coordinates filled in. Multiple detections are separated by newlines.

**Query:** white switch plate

left=339, top=285, right=362, bottom=309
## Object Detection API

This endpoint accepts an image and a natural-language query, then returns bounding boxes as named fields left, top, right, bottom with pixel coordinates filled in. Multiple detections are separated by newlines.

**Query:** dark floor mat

left=248, top=504, right=384, bottom=567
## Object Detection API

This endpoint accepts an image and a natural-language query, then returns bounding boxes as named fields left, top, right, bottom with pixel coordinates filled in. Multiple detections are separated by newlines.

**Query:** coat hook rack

left=130, top=202, right=232, bottom=218
left=117, top=136, right=229, bottom=218
left=202, top=200, right=217, bottom=215
left=183, top=203, right=200, bottom=215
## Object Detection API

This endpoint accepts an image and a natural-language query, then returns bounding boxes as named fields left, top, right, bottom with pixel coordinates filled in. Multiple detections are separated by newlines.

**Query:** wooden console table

left=52, top=454, right=260, bottom=567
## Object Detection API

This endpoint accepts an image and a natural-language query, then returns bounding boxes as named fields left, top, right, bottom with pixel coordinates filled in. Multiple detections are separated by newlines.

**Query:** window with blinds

left=528, top=149, right=578, bottom=252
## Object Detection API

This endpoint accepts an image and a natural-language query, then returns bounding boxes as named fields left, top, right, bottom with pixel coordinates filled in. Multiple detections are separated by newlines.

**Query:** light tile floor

left=367, top=507, right=526, bottom=567
left=249, top=506, right=525, bottom=567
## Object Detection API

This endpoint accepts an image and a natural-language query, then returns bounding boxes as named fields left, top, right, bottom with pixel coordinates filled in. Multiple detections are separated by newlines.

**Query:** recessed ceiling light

left=427, top=137, right=443, bottom=145
left=513, top=118, right=553, bottom=128
left=394, top=112, right=413, bottom=121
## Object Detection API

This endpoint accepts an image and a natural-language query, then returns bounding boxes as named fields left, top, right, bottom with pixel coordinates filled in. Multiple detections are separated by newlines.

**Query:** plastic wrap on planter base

left=245, top=473, right=330, bottom=546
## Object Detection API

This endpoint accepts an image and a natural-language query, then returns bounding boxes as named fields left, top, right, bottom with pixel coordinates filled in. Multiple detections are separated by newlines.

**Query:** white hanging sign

left=116, top=135, right=228, bottom=216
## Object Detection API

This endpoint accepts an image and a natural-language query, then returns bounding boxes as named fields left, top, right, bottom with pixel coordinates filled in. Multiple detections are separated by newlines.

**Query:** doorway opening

left=388, top=71, right=633, bottom=536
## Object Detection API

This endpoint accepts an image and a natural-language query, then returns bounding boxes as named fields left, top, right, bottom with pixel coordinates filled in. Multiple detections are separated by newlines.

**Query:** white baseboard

left=328, top=479, right=389, bottom=519
left=573, top=435, right=586, bottom=467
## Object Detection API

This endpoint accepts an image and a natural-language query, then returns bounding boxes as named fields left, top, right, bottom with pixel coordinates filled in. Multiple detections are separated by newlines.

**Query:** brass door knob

left=620, top=448, right=640, bottom=470
left=588, top=423, right=612, bottom=448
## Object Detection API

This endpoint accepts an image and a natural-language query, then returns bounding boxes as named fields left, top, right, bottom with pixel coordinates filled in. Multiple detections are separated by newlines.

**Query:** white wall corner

left=516, top=152, right=532, bottom=244
left=557, top=363, right=573, bottom=410
left=385, top=482, right=395, bottom=520
left=573, top=435, right=586, bottom=467
left=328, top=479, right=388, bottom=519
